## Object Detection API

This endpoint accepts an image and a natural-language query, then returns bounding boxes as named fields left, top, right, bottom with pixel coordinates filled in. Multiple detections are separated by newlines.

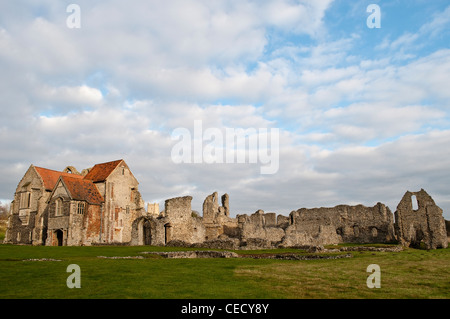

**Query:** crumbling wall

left=202, top=192, right=238, bottom=240
left=237, top=210, right=285, bottom=249
left=164, top=196, right=205, bottom=244
left=131, top=216, right=164, bottom=246
left=282, top=203, right=396, bottom=247
left=446, top=220, right=450, bottom=238
left=203, top=192, right=219, bottom=224
left=394, top=189, right=448, bottom=249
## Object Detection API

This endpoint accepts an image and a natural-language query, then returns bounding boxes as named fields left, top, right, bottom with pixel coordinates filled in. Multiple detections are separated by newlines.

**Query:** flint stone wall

left=235, top=202, right=396, bottom=248
left=283, top=202, right=396, bottom=247
left=394, top=189, right=448, bottom=249
left=130, top=189, right=447, bottom=250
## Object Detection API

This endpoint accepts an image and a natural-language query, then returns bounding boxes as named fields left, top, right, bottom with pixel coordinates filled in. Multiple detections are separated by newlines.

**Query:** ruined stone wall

left=130, top=197, right=208, bottom=246
left=203, top=192, right=237, bottom=240
left=446, top=220, right=450, bottom=238
left=282, top=203, right=395, bottom=247
left=131, top=216, right=158, bottom=246
left=237, top=211, right=285, bottom=248
left=164, top=196, right=205, bottom=244
left=232, top=202, right=396, bottom=248
left=203, top=192, right=219, bottom=225
left=289, top=203, right=395, bottom=244
left=394, top=189, right=448, bottom=249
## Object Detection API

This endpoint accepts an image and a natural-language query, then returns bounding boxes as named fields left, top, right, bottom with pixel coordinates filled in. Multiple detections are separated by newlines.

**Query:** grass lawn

left=0, top=244, right=448, bottom=299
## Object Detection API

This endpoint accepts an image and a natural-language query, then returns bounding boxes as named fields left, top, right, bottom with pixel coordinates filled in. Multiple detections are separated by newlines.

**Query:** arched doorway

left=41, top=226, right=48, bottom=246
left=143, top=220, right=152, bottom=245
left=164, top=223, right=172, bottom=244
left=131, top=217, right=157, bottom=246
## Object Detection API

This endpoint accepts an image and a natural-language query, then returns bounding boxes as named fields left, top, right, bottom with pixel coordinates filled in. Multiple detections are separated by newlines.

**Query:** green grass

left=0, top=244, right=448, bottom=299
left=0, top=223, right=6, bottom=242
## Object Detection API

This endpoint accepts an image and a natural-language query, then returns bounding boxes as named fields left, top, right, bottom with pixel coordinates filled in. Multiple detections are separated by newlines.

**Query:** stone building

left=4, top=165, right=85, bottom=245
left=4, top=159, right=145, bottom=246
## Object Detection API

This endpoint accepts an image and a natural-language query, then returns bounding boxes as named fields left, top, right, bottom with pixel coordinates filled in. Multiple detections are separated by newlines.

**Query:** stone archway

left=143, top=220, right=152, bottom=245
left=131, top=217, right=158, bottom=246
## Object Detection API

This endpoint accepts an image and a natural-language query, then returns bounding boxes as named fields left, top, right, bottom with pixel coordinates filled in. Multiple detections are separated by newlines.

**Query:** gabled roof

left=34, top=166, right=84, bottom=191
left=59, top=175, right=104, bottom=205
left=83, top=159, right=123, bottom=183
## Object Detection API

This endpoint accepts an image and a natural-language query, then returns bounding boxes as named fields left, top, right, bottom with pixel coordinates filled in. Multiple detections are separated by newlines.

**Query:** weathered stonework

left=5, top=160, right=145, bottom=246
left=5, top=161, right=447, bottom=250
left=131, top=196, right=205, bottom=246
left=282, top=202, right=396, bottom=247
left=202, top=192, right=238, bottom=241
left=147, top=190, right=444, bottom=250
left=394, top=189, right=448, bottom=249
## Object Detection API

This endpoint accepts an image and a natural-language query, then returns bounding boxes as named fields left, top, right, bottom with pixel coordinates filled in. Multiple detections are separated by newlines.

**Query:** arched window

left=55, top=198, right=63, bottom=216
left=411, top=195, right=419, bottom=210
left=19, top=190, right=31, bottom=209
left=77, top=202, right=85, bottom=214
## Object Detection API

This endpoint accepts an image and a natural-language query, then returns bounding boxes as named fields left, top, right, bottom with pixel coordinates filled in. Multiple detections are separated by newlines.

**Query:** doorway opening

left=55, top=229, right=63, bottom=246
left=143, top=220, right=152, bottom=245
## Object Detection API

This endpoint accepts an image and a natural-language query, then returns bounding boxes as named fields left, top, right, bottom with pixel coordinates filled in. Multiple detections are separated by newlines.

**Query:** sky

left=1, top=0, right=449, bottom=219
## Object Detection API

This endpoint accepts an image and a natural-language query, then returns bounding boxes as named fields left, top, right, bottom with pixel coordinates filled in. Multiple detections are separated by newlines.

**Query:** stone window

left=411, top=195, right=419, bottom=211
left=18, top=186, right=32, bottom=225
left=55, top=198, right=63, bottom=216
left=77, top=202, right=85, bottom=215
left=19, top=191, right=31, bottom=209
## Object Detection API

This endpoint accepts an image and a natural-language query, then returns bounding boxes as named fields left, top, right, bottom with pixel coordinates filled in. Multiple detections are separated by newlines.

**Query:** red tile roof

left=83, top=160, right=123, bottom=182
left=34, top=166, right=84, bottom=191
left=60, top=175, right=104, bottom=205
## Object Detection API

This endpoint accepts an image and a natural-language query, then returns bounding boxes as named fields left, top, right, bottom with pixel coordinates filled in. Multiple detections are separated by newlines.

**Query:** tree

left=0, top=201, right=10, bottom=220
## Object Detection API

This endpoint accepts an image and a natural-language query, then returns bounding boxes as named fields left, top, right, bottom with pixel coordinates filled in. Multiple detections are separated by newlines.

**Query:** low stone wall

left=141, top=250, right=239, bottom=259
left=240, top=253, right=353, bottom=260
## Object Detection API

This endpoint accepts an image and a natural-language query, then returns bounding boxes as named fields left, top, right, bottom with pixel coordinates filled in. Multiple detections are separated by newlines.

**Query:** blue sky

left=0, top=0, right=449, bottom=219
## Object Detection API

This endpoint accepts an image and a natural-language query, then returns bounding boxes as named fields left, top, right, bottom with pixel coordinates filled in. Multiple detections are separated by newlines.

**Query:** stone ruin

left=8, top=160, right=447, bottom=249
left=132, top=188, right=448, bottom=250
left=394, top=189, right=448, bottom=249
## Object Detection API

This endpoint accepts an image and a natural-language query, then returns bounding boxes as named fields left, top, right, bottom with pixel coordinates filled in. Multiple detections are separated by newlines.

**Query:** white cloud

left=38, top=85, right=103, bottom=106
